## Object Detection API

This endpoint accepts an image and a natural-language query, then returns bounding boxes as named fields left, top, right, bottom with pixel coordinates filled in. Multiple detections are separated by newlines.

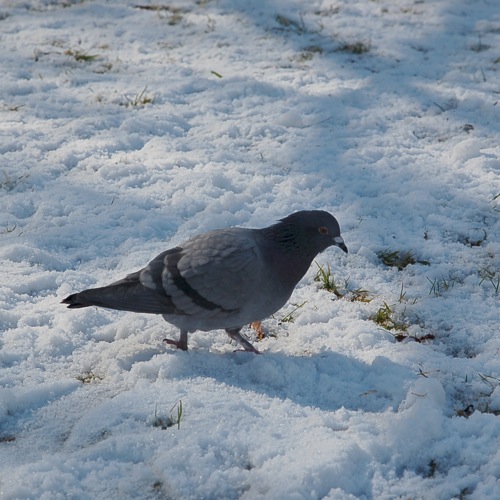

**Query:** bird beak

left=334, top=236, right=348, bottom=254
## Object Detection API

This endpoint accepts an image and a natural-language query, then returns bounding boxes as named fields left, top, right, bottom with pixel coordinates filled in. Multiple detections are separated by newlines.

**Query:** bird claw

left=163, top=338, right=188, bottom=351
left=232, top=347, right=261, bottom=354
left=225, top=328, right=261, bottom=354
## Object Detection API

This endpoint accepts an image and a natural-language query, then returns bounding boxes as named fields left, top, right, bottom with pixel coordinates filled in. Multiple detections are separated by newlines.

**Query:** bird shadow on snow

left=130, top=346, right=414, bottom=414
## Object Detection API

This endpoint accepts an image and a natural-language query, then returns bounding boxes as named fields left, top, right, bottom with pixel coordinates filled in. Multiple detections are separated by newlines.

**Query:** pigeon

left=62, top=210, right=348, bottom=352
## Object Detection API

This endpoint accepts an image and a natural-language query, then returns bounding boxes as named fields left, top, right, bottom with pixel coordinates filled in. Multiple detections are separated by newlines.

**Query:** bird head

left=278, top=210, right=348, bottom=255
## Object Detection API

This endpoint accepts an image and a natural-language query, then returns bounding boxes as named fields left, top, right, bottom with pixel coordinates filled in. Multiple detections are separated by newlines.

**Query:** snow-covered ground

left=1, top=0, right=499, bottom=498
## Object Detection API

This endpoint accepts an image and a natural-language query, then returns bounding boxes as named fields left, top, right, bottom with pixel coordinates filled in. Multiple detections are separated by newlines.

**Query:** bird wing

left=157, top=228, right=262, bottom=318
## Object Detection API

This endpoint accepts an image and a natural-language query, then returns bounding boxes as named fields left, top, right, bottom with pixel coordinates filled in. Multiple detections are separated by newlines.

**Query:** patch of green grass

left=279, top=301, right=307, bottom=324
left=378, top=248, right=430, bottom=270
left=396, top=282, right=418, bottom=305
left=122, top=86, right=155, bottom=107
left=378, top=249, right=415, bottom=269
left=371, top=302, right=408, bottom=332
left=479, top=267, right=500, bottom=294
left=371, top=302, right=434, bottom=343
left=397, top=282, right=407, bottom=303
left=275, top=14, right=306, bottom=34
left=152, top=401, right=183, bottom=430
left=314, top=262, right=372, bottom=302
left=64, top=48, right=99, bottom=62
left=314, top=262, right=342, bottom=297
left=371, top=302, right=393, bottom=328
left=346, top=284, right=372, bottom=303
left=427, top=273, right=463, bottom=296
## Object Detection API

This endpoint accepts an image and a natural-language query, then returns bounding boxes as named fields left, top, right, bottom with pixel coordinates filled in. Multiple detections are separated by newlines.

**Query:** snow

left=0, top=0, right=499, bottom=498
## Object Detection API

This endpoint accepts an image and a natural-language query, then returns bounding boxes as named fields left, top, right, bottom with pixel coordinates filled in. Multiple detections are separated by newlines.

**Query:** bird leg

left=226, top=328, right=260, bottom=353
left=164, top=329, right=188, bottom=351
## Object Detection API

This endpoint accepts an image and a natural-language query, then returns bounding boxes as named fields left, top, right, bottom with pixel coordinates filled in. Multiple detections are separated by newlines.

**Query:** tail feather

left=62, top=293, right=92, bottom=309
left=62, top=280, right=177, bottom=315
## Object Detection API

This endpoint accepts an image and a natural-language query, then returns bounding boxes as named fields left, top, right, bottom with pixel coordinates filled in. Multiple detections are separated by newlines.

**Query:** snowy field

left=1, top=0, right=499, bottom=498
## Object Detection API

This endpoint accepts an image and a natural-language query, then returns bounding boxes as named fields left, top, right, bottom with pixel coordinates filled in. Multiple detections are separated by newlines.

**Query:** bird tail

left=62, top=276, right=175, bottom=315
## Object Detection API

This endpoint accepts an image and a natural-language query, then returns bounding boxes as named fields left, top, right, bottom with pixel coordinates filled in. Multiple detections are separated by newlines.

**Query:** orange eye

left=319, top=226, right=329, bottom=235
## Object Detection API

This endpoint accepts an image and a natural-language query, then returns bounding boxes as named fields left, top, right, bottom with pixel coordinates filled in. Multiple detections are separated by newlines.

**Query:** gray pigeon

left=62, top=210, right=347, bottom=352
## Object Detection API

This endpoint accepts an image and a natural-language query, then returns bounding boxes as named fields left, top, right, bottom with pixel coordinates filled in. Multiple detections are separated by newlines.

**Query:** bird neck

left=259, top=223, right=317, bottom=287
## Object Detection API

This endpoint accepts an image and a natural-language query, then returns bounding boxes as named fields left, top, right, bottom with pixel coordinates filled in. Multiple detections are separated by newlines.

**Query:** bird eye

left=319, top=226, right=329, bottom=235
